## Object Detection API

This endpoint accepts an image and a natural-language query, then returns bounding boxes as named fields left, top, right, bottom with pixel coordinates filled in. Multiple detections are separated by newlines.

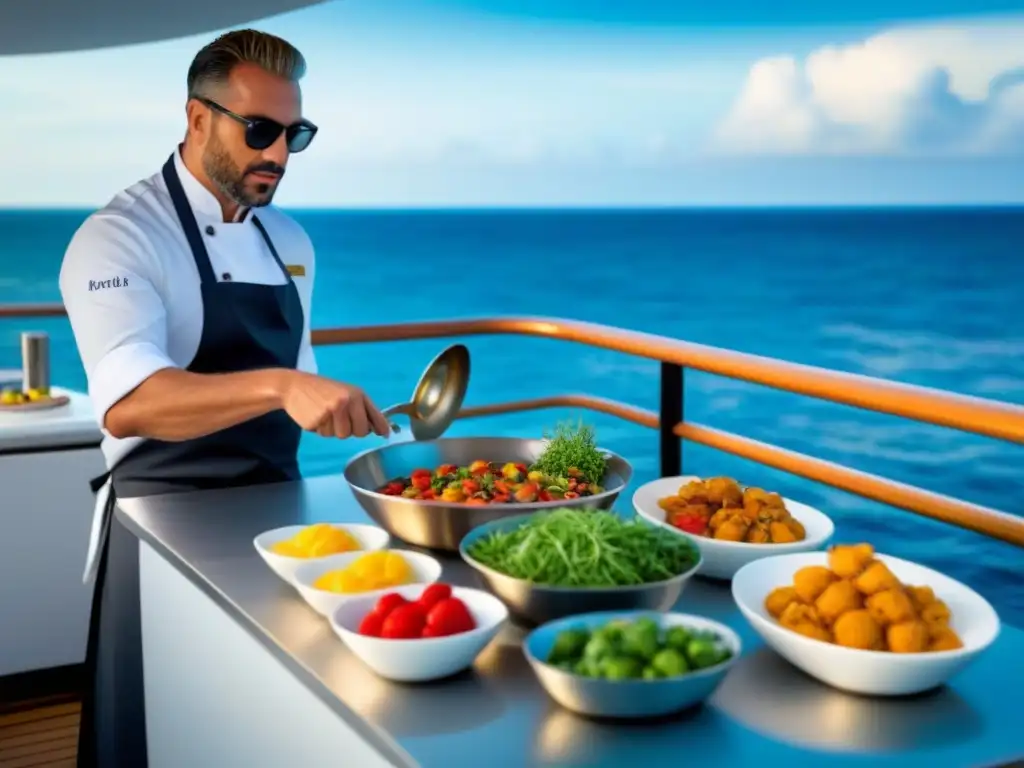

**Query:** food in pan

left=356, top=584, right=478, bottom=639
left=313, top=551, right=414, bottom=594
left=377, top=421, right=609, bottom=504
left=546, top=617, right=732, bottom=680
left=658, top=476, right=806, bottom=543
left=763, top=542, right=963, bottom=652
left=466, top=508, right=699, bottom=587
left=270, top=523, right=360, bottom=558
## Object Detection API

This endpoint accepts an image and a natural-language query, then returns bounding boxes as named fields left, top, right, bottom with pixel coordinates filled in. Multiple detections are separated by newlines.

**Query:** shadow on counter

left=714, top=646, right=984, bottom=753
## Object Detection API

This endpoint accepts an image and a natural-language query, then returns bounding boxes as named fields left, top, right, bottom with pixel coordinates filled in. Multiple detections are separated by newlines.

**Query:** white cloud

left=712, top=18, right=1024, bottom=156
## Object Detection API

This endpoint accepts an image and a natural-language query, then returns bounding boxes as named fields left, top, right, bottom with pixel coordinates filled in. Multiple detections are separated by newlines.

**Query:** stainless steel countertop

left=117, top=475, right=1024, bottom=768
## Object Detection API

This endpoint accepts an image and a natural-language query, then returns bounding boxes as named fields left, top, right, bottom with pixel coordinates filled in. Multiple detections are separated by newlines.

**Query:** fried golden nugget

left=854, top=561, right=902, bottom=596
left=833, top=610, right=883, bottom=650
left=747, top=524, right=771, bottom=543
left=765, top=586, right=800, bottom=618
left=769, top=521, right=799, bottom=543
left=887, top=620, right=930, bottom=653
left=786, top=518, right=806, bottom=540
left=793, top=565, right=836, bottom=603
left=929, top=625, right=964, bottom=652
left=828, top=543, right=875, bottom=579
left=706, top=476, right=744, bottom=507
left=920, top=599, right=952, bottom=626
left=865, top=588, right=917, bottom=626
left=792, top=621, right=833, bottom=643
left=677, top=480, right=708, bottom=502
left=906, top=585, right=936, bottom=611
left=815, top=580, right=864, bottom=624
left=780, top=601, right=823, bottom=629
left=714, top=516, right=749, bottom=542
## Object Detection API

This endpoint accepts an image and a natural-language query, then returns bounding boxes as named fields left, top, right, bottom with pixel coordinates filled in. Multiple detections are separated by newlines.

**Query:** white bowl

left=330, top=584, right=509, bottom=682
left=732, top=551, right=1001, bottom=696
left=293, top=550, right=444, bottom=617
left=253, top=523, right=391, bottom=585
left=633, top=476, right=834, bottom=580
left=524, top=611, right=741, bottom=719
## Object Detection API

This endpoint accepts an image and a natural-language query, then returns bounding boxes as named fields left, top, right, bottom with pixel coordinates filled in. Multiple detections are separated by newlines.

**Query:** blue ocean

left=2, top=208, right=1022, bottom=624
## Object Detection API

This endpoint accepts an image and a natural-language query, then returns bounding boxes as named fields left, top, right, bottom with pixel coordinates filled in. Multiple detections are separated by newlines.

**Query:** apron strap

left=161, top=154, right=218, bottom=286
left=251, top=216, right=292, bottom=283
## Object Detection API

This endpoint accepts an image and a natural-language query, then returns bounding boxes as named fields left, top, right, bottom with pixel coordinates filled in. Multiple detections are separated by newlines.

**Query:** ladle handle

left=380, top=402, right=414, bottom=433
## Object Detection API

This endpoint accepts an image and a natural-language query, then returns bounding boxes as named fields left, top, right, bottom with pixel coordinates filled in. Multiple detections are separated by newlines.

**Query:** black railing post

left=659, top=363, right=684, bottom=477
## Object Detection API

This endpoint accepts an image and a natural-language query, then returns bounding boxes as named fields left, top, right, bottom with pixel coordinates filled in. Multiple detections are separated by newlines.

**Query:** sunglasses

left=198, top=97, right=318, bottom=153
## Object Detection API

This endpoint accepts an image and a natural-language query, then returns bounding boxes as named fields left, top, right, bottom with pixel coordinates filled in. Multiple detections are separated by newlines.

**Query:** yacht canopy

left=0, top=0, right=327, bottom=56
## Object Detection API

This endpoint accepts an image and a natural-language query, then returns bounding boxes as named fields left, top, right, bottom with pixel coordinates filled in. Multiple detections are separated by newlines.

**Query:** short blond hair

left=187, top=29, right=306, bottom=98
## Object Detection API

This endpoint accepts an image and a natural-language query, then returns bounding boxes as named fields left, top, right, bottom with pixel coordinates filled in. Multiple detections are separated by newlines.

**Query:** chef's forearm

left=103, top=368, right=291, bottom=441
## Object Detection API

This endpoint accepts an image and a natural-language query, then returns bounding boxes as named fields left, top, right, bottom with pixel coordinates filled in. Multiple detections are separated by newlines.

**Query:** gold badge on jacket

left=286, top=264, right=306, bottom=277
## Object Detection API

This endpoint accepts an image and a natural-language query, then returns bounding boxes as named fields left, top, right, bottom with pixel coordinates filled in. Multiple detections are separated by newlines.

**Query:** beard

left=202, top=133, right=283, bottom=209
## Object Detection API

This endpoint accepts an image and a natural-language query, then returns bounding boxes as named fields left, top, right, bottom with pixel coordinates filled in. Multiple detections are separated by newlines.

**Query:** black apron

left=77, top=154, right=305, bottom=767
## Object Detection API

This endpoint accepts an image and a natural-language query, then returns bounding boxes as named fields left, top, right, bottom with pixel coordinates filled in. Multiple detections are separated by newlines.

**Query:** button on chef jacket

left=59, top=149, right=317, bottom=469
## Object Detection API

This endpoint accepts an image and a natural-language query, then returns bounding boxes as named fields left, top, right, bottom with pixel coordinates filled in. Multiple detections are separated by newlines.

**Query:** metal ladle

left=380, top=344, right=471, bottom=441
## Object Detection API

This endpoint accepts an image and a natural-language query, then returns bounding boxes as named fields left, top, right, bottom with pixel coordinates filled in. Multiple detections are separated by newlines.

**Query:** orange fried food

left=865, top=588, right=916, bottom=626
left=705, top=476, right=744, bottom=507
left=780, top=601, right=823, bottom=630
left=657, top=477, right=806, bottom=543
left=792, top=622, right=832, bottom=643
left=920, top=599, right=952, bottom=627
left=928, top=625, right=964, bottom=652
left=815, top=580, right=863, bottom=624
left=828, top=543, right=875, bottom=579
left=793, top=565, right=836, bottom=603
left=764, top=586, right=800, bottom=618
left=887, top=620, right=930, bottom=653
left=767, top=542, right=961, bottom=655
left=854, top=561, right=901, bottom=596
left=833, top=610, right=883, bottom=650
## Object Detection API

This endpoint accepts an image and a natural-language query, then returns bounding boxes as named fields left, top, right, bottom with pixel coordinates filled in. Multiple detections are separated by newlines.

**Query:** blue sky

left=4, top=0, right=1024, bottom=206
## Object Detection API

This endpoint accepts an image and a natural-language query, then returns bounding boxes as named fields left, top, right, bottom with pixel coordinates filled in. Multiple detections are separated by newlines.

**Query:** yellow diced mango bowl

left=253, top=522, right=391, bottom=585
left=293, top=550, right=444, bottom=617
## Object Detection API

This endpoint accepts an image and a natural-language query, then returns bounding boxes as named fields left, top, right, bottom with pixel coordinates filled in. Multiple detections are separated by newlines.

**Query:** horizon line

left=2, top=202, right=1024, bottom=213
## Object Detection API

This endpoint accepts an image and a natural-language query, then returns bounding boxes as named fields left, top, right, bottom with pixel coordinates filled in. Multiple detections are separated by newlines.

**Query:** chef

left=59, top=29, right=388, bottom=768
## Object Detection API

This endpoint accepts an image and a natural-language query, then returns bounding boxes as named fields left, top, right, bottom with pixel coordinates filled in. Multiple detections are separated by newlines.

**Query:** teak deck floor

left=0, top=694, right=79, bottom=767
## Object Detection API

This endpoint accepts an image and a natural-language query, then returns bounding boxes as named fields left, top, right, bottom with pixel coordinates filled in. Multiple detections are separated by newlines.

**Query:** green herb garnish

left=531, top=419, right=607, bottom=485
left=467, top=508, right=699, bottom=587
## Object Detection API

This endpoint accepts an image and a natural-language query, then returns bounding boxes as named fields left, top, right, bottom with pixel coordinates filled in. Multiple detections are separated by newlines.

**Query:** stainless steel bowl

left=523, top=611, right=741, bottom=719
left=344, top=436, right=633, bottom=552
left=459, top=512, right=701, bottom=626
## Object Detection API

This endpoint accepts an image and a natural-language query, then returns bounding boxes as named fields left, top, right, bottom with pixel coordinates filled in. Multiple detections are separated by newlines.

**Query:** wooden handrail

left=2, top=305, right=1023, bottom=444
left=451, top=393, right=1024, bottom=547
left=1, top=303, right=1021, bottom=544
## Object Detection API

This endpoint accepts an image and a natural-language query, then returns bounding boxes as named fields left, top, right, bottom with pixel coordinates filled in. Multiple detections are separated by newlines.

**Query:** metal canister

left=21, top=331, right=51, bottom=394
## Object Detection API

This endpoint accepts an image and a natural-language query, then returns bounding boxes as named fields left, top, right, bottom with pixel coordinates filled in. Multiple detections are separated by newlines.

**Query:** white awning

left=0, top=0, right=328, bottom=56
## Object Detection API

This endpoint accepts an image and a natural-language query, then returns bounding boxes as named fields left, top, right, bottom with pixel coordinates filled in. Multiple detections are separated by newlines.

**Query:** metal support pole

left=659, top=363, right=684, bottom=477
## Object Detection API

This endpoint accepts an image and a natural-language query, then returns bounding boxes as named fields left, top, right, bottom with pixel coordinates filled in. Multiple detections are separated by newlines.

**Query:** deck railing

left=4, top=304, right=1024, bottom=547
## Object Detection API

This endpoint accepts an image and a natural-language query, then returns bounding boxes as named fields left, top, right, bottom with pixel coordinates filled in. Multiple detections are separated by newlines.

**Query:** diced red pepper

left=410, top=468, right=431, bottom=480
left=493, top=480, right=511, bottom=494
left=372, top=592, right=408, bottom=619
left=420, top=488, right=436, bottom=500
left=538, top=489, right=553, bottom=502
left=380, top=603, right=427, bottom=639
left=382, top=481, right=405, bottom=496
left=468, top=460, right=490, bottom=476
left=461, top=479, right=480, bottom=495
left=492, top=492, right=511, bottom=503
left=515, top=463, right=529, bottom=475
left=514, top=483, right=539, bottom=503
left=424, top=597, right=476, bottom=637
left=357, top=612, right=384, bottom=637
left=411, top=474, right=432, bottom=491
left=435, top=464, right=457, bottom=477
left=672, top=514, right=708, bottom=536
left=563, top=491, right=580, bottom=499
left=417, top=583, right=452, bottom=610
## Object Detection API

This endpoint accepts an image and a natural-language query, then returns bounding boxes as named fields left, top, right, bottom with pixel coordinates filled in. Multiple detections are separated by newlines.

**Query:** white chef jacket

left=59, top=148, right=318, bottom=472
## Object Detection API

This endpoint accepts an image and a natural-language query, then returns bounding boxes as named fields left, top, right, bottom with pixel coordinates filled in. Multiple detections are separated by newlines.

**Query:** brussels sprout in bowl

left=523, top=610, right=741, bottom=719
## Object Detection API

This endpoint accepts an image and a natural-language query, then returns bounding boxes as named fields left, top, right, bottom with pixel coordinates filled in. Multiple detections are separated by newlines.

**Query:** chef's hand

left=278, top=371, right=391, bottom=438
